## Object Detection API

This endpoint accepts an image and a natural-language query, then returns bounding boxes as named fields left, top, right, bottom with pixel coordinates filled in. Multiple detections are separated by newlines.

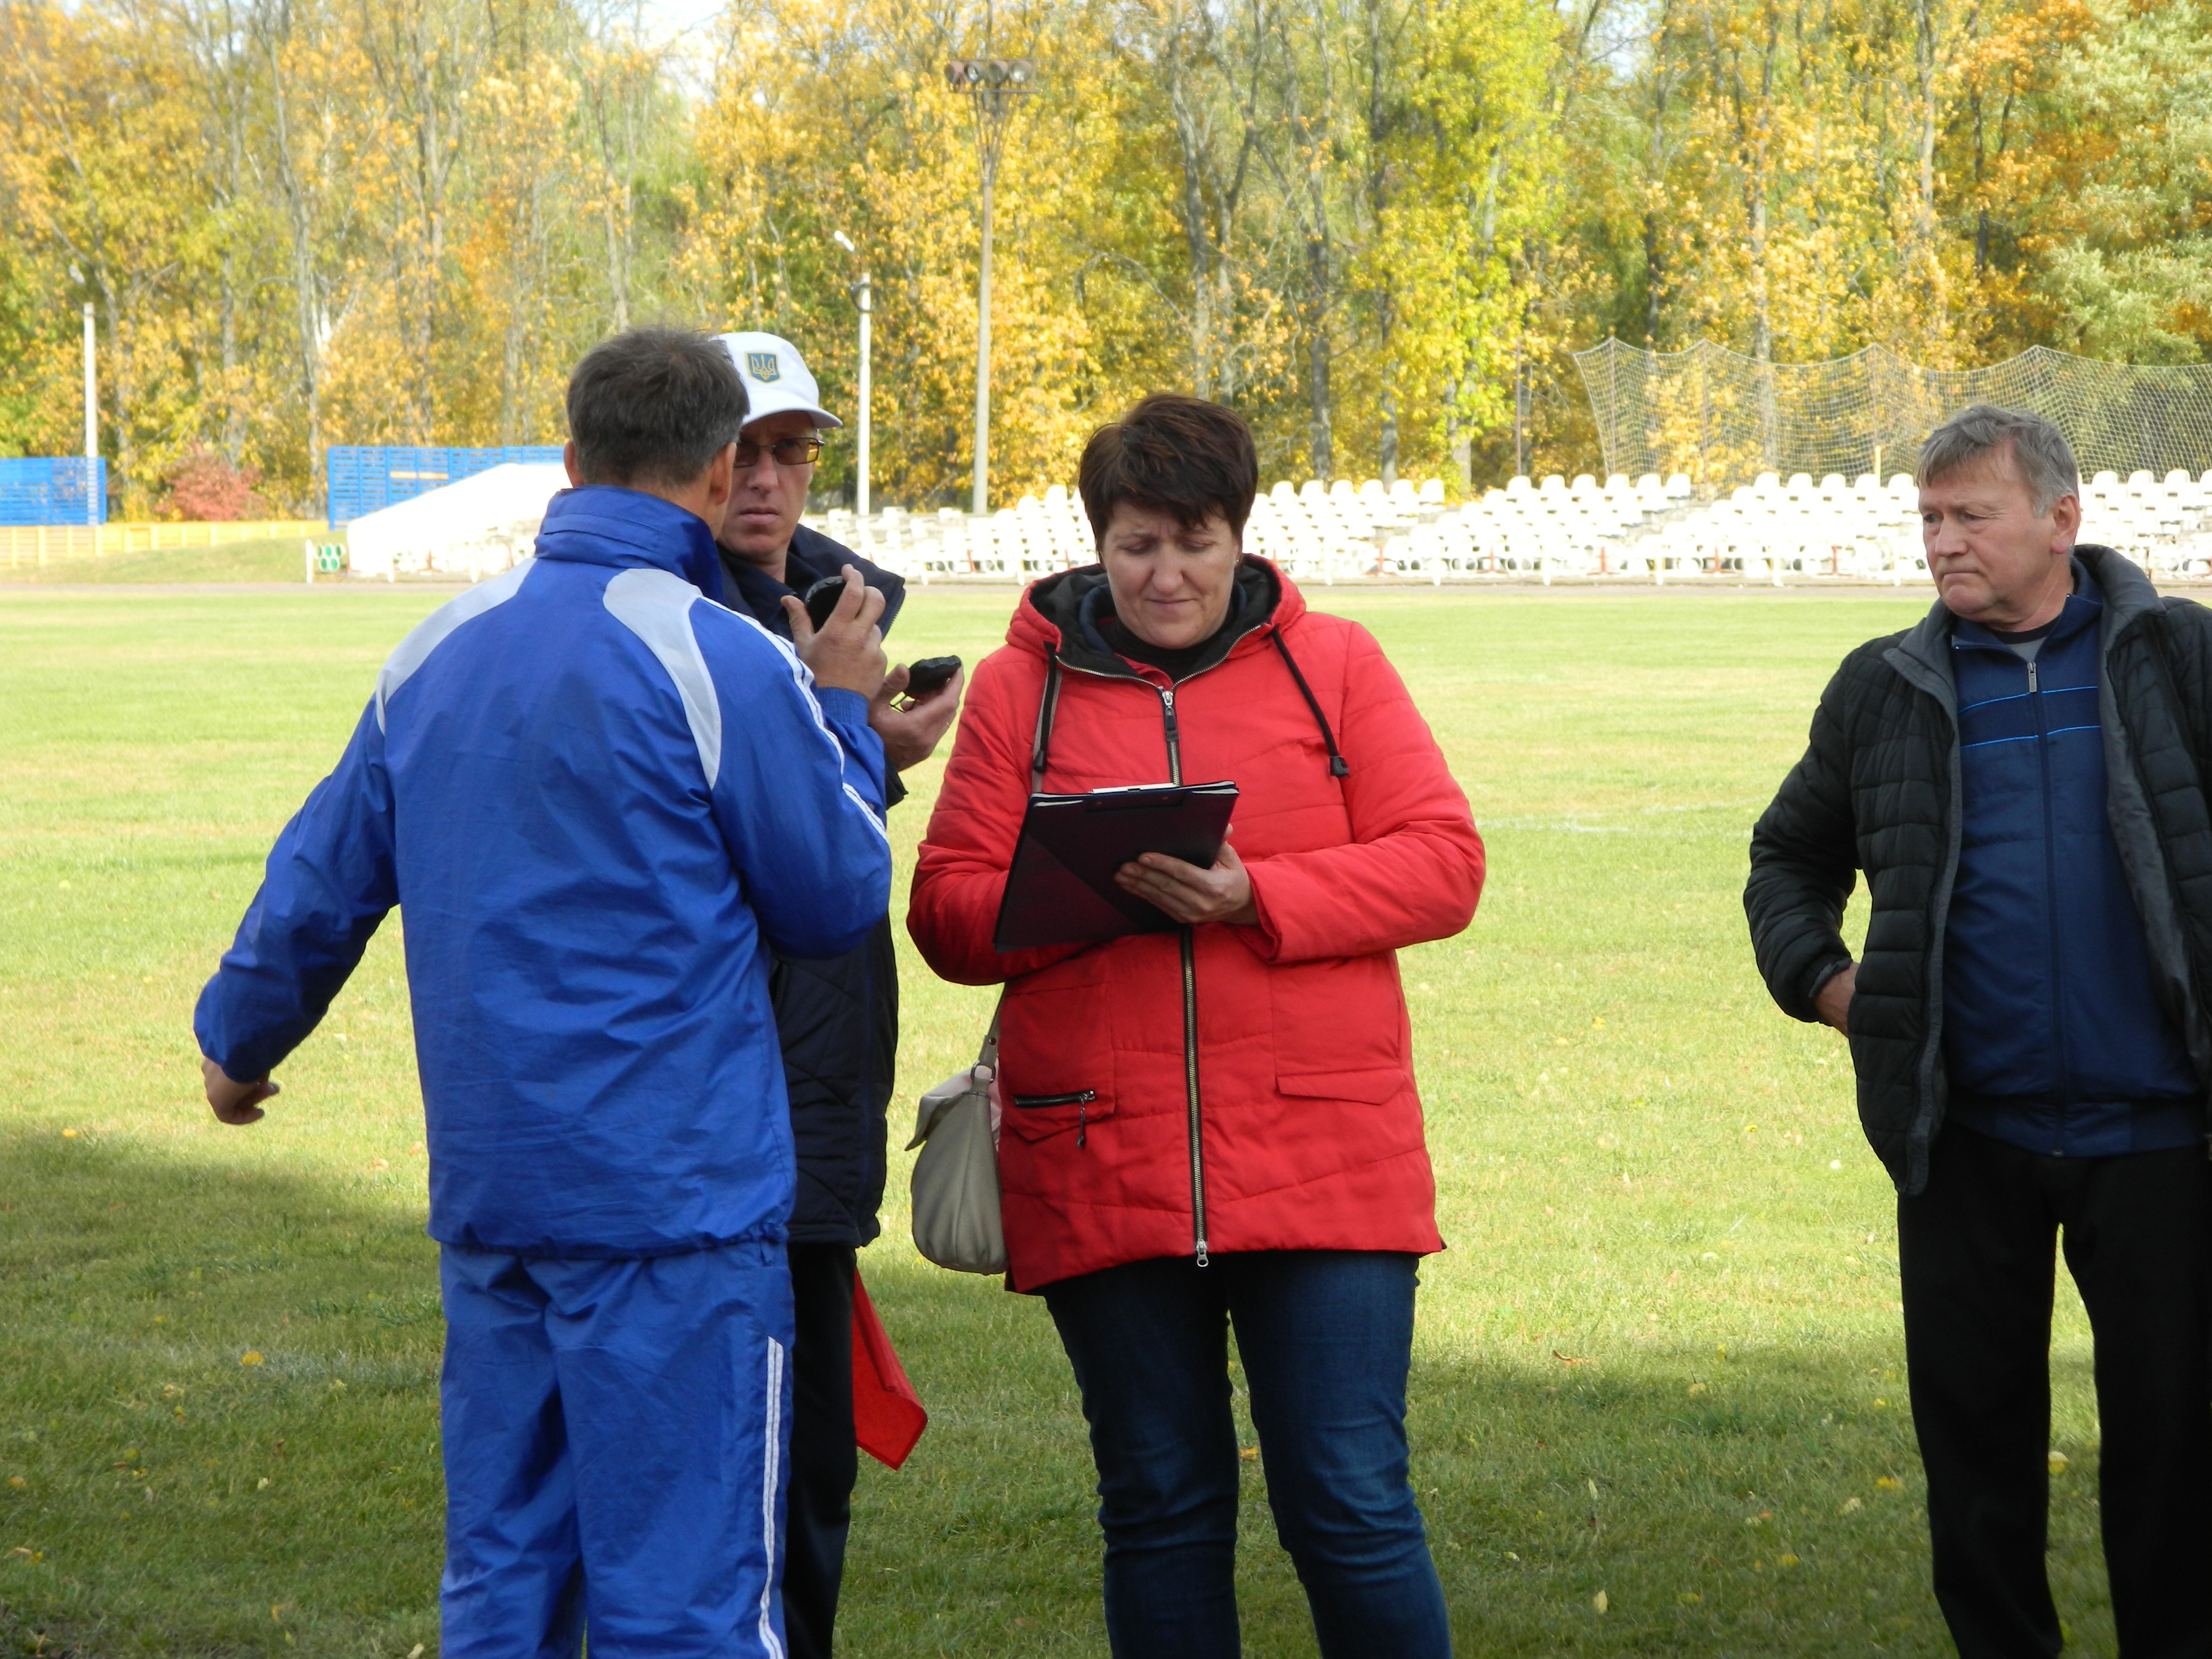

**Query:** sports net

left=1572, top=339, right=2212, bottom=495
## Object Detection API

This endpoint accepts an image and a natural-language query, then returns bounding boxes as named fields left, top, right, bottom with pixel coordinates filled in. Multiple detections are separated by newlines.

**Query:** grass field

left=0, top=538, right=347, bottom=587
left=0, top=584, right=2114, bottom=1657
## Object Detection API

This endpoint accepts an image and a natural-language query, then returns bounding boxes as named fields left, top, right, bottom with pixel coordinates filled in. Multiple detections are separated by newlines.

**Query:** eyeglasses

left=734, top=434, right=824, bottom=469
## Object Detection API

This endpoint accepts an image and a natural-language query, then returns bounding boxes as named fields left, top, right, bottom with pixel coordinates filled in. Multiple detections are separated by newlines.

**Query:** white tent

left=347, top=462, right=568, bottom=580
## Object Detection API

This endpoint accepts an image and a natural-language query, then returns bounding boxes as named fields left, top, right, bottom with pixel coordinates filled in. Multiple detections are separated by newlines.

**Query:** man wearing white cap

left=712, top=330, right=961, bottom=1659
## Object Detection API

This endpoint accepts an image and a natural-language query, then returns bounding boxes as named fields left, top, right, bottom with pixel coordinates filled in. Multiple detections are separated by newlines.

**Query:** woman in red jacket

left=909, top=394, right=1483, bottom=1658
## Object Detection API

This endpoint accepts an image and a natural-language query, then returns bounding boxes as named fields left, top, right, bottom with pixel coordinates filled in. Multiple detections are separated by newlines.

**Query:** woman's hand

left=1115, top=840, right=1258, bottom=927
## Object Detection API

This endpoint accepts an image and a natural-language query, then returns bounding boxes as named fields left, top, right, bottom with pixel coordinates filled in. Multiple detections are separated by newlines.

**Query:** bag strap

left=976, top=1006, right=1002, bottom=1075
left=980, top=660, right=1062, bottom=1083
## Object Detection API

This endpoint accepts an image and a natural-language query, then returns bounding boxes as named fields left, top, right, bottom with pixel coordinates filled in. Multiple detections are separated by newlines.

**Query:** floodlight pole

left=947, top=53, right=1037, bottom=516
left=82, top=302, right=98, bottom=525
left=82, top=302, right=96, bottom=461
left=834, top=230, right=873, bottom=518
left=856, top=270, right=871, bottom=517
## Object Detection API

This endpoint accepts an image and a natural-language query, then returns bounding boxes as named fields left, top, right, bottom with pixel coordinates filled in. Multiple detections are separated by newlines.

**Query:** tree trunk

left=1447, top=379, right=1471, bottom=491
left=262, top=0, right=330, bottom=513
left=1308, top=230, right=1332, bottom=480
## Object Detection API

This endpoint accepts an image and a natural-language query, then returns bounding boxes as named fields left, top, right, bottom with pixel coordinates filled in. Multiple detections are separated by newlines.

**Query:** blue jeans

left=1042, top=1250, right=1451, bottom=1659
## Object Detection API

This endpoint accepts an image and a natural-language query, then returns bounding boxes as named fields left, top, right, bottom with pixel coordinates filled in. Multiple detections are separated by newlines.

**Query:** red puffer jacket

left=908, top=559, right=1483, bottom=1291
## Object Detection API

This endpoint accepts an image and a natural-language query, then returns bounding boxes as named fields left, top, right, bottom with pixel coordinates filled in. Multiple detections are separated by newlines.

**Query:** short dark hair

left=1077, top=393, right=1259, bottom=547
left=565, top=326, right=749, bottom=490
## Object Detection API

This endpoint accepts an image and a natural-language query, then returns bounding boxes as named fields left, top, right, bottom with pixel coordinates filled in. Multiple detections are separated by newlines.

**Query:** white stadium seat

left=786, top=458, right=2212, bottom=587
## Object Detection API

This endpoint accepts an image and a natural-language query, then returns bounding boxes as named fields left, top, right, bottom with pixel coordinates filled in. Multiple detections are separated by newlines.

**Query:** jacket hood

left=2073, top=543, right=2163, bottom=644
left=534, top=485, right=727, bottom=603
left=1008, top=556, right=1304, bottom=677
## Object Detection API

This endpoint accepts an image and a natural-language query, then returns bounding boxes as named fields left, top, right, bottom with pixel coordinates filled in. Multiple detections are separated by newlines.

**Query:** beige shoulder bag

left=907, top=661, right=1062, bottom=1275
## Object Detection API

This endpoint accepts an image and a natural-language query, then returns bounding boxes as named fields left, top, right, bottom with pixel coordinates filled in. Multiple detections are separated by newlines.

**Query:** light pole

left=81, top=303, right=96, bottom=466
left=833, top=230, right=872, bottom=519
left=946, top=54, right=1037, bottom=516
left=71, top=262, right=98, bottom=527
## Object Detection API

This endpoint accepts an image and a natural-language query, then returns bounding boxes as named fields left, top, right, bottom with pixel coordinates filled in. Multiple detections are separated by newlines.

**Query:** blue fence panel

left=327, top=445, right=565, bottom=528
left=0, top=458, right=107, bottom=525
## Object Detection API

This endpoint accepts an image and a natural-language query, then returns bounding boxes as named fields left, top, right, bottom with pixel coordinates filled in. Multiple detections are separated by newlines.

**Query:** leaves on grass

left=1553, top=1351, right=1588, bottom=1366
left=240, top=1351, right=264, bottom=1367
left=1592, top=1589, right=1608, bottom=1612
left=2048, top=1451, right=2069, bottom=1475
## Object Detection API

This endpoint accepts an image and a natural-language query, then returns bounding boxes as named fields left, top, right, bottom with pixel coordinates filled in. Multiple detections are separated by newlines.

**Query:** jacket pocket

left=1006, top=1089, right=1107, bottom=1146
left=1270, top=953, right=1409, bottom=1104
left=999, top=957, right=1117, bottom=1143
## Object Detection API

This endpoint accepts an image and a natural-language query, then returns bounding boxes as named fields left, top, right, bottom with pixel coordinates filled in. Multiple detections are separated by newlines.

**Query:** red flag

left=851, top=1271, right=927, bottom=1470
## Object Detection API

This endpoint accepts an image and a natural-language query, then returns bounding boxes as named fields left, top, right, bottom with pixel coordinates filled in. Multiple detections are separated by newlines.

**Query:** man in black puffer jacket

left=713, top=331, right=963, bottom=1659
left=1747, top=406, right=2212, bottom=1659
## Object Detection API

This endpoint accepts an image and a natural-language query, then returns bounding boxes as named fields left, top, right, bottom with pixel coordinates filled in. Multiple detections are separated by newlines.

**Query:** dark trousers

left=1899, top=1129, right=2212, bottom=1659
left=1041, top=1250, right=1451, bottom=1659
left=784, top=1242, right=857, bottom=1659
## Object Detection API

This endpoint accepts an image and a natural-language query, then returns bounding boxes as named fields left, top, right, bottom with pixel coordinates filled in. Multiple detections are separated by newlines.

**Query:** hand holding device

left=903, top=656, right=962, bottom=700
left=803, top=576, right=847, bottom=632
left=870, top=657, right=965, bottom=772
left=785, top=565, right=886, bottom=696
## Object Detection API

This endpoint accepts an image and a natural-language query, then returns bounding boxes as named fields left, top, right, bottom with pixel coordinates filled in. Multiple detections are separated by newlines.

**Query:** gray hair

left=1918, top=403, right=2080, bottom=514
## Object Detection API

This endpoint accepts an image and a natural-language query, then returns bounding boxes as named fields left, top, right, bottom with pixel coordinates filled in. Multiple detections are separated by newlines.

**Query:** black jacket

left=1745, top=546, right=2212, bottom=1194
left=722, top=523, right=906, bottom=1245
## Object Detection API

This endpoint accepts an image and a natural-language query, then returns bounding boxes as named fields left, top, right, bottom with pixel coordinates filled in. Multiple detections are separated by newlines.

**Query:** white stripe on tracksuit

left=758, top=1335, right=788, bottom=1659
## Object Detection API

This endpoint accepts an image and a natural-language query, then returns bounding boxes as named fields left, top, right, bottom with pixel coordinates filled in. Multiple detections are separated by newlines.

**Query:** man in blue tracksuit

left=193, top=326, right=895, bottom=1657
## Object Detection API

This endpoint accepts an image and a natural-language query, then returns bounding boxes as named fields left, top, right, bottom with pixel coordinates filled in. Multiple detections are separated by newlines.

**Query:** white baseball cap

left=714, top=331, right=843, bottom=431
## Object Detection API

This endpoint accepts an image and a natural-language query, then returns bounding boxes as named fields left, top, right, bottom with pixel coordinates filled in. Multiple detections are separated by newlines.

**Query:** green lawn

left=0, top=537, right=345, bottom=587
left=0, top=585, right=2110, bottom=1657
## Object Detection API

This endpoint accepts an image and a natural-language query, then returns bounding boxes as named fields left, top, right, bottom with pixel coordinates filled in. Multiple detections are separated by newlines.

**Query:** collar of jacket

left=1890, top=545, right=2139, bottom=707
left=1950, top=556, right=2103, bottom=656
left=531, top=485, right=727, bottom=604
left=1009, top=556, right=1296, bottom=678
left=720, top=525, right=907, bottom=639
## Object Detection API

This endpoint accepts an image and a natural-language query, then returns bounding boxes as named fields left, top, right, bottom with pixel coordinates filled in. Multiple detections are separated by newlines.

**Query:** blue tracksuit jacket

left=195, top=485, right=893, bottom=1257
left=1945, top=561, right=2205, bottom=1156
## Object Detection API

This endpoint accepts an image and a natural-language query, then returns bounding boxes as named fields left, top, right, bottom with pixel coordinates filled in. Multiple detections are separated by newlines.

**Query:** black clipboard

left=991, top=781, right=1241, bottom=951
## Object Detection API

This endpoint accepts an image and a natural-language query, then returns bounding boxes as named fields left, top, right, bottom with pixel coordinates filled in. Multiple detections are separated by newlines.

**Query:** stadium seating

left=807, top=466, right=2212, bottom=585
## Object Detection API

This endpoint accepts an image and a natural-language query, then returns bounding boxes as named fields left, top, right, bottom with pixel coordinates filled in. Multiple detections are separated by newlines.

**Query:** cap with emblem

left=713, top=331, right=843, bottom=431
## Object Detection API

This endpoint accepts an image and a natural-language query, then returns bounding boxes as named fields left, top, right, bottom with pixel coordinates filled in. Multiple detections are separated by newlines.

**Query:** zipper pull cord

left=1030, top=657, right=1064, bottom=793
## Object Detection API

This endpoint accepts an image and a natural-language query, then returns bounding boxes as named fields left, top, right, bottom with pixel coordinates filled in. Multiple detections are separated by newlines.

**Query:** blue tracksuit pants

left=438, top=1239, right=795, bottom=1658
